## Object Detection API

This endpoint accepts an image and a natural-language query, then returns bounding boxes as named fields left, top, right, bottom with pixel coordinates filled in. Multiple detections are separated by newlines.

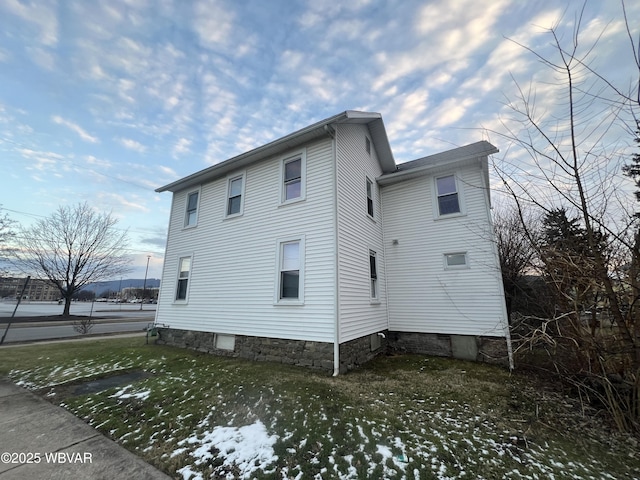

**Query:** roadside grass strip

left=1, top=338, right=638, bottom=479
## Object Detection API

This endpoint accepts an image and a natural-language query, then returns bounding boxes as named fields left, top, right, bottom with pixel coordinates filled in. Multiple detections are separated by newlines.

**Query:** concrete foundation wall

left=388, top=331, right=510, bottom=367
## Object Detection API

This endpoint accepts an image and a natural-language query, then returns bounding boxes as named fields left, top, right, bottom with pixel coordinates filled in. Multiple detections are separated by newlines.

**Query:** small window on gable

left=369, top=250, right=378, bottom=299
left=185, top=191, right=199, bottom=227
left=436, top=175, right=460, bottom=216
left=226, top=174, right=245, bottom=217
left=444, top=252, right=468, bottom=270
left=366, top=178, right=374, bottom=218
left=365, top=137, right=371, bottom=155
left=282, top=153, right=305, bottom=203
left=175, top=256, right=191, bottom=301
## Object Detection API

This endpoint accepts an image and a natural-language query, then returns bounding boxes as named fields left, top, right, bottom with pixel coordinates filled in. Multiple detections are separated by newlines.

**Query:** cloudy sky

left=1, top=0, right=638, bottom=279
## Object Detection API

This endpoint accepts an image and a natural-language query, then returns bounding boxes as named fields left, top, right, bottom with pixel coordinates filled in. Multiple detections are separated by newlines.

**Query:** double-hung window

left=369, top=250, right=378, bottom=299
left=281, top=152, right=306, bottom=203
left=184, top=191, right=199, bottom=227
left=276, top=237, right=305, bottom=303
left=366, top=178, right=374, bottom=218
left=436, top=175, right=460, bottom=216
left=175, top=256, right=191, bottom=301
left=226, top=173, right=245, bottom=217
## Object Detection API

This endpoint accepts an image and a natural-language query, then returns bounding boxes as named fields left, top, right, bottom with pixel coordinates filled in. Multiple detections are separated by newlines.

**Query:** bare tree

left=0, top=206, right=16, bottom=275
left=488, top=4, right=640, bottom=433
left=11, top=203, right=131, bottom=316
left=493, top=205, right=541, bottom=321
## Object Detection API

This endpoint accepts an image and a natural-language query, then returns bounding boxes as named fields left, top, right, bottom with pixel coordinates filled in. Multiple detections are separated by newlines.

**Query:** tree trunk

left=63, top=296, right=72, bottom=316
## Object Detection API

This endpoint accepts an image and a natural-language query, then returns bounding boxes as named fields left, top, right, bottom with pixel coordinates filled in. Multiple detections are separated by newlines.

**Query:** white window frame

left=224, top=171, right=246, bottom=218
left=274, top=236, right=305, bottom=305
left=366, top=177, right=375, bottom=219
left=184, top=189, right=201, bottom=228
left=444, top=252, right=469, bottom=270
left=280, top=150, right=306, bottom=205
left=174, top=255, right=193, bottom=302
left=369, top=250, right=378, bottom=300
left=433, top=174, right=464, bottom=219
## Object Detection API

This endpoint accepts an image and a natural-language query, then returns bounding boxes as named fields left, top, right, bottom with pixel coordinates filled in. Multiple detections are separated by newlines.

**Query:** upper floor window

left=226, top=173, right=245, bottom=217
left=366, top=178, right=374, bottom=218
left=365, top=137, right=371, bottom=155
left=281, top=151, right=306, bottom=204
left=184, top=191, right=199, bottom=227
left=175, top=256, right=192, bottom=301
left=436, top=175, right=460, bottom=216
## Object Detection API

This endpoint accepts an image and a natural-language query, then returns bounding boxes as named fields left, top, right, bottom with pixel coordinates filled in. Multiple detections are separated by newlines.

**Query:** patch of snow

left=109, top=385, right=151, bottom=401
left=175, top=420, right=278, bottom=479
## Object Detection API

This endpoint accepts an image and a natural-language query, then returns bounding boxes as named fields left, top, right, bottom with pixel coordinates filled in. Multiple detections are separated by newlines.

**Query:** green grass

left=1, top=338, right=638, bottom=479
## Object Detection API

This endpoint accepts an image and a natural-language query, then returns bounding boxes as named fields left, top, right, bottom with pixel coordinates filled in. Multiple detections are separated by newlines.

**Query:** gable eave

left=377, top=141, right=498, bottom=186
left=156, top=110, right=396, bottom=193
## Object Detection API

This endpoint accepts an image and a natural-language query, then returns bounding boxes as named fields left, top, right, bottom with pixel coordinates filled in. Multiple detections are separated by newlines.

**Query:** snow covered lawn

left=2, top=337, right=638, bottom=479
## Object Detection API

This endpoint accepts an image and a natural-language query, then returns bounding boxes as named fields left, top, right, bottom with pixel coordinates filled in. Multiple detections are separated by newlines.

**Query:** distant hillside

left=83, top=278, right=161, bottom=293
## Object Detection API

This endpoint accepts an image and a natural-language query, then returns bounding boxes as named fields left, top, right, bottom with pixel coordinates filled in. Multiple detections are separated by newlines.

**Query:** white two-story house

left=154, top=111, right=512, bottom=373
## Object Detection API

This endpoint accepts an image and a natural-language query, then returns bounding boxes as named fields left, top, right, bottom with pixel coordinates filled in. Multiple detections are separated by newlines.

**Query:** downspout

left=325, top=124, right=341, bottom=377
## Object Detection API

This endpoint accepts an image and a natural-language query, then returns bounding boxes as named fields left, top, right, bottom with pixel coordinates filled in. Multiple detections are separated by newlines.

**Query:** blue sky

left=1, top=0, right=638, bottom=279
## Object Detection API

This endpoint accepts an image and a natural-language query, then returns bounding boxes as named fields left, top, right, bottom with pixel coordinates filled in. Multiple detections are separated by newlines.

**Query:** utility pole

left=1, top=276, right=30, bottom=345
left=140, top=255, right=151, bottom=311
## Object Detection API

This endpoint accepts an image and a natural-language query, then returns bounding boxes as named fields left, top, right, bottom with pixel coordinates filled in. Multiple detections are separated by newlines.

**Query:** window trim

left=279, top=150, right=306, bottom=205
left=366, top=177, right=375, bottom=219
left=224, top=171, right=246, bottom=218
left=434, top=173, right=465, bottom=219
left=174, top=254, right=193, bottom=303
left=183, top=189, right=201, bottom=228
left=369, top=250, right=378, bottom=300
left=274, top=236, right=305, bottom=305
left=444, top=252, right=469, bottom=270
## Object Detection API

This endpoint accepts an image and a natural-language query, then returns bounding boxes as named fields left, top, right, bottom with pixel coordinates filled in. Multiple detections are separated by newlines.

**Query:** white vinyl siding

left=335, top=123, right=387, bottom=343
left=156, top=138, right=335, bottom=343
left=382, top=165, right=507, bottom=337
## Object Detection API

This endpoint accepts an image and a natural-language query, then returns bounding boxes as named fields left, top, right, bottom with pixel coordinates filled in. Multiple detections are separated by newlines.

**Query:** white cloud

left=0, top=47, right=10, bottom=62
left=172, top=138, right=191, bottom=157
left=1, top=0, right=58, bottom=46
left=96, top=191, right=150, bottom=213
left=192, top=0, right=235, bottom=49
left=52, top=116, right=99, bottom=143
left=19, top=148, right=65, bottom=172
left=85, top=155, right=112, bottom=168
left=118, top=137, right=147, bottom=153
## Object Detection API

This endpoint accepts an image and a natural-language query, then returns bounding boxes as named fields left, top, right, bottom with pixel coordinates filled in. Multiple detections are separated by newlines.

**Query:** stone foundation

left=157, top=328, right=334, bottom=370
left=156, top=327, right=508, bottom=371
left=388, top=332, right=510, bottom=367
